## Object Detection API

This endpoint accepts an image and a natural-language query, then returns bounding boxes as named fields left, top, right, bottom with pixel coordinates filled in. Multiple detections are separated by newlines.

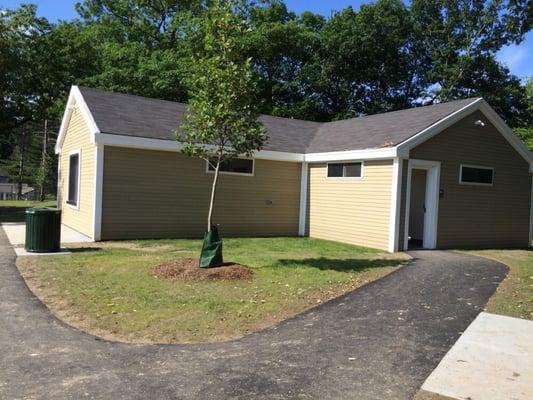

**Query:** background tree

left=178, top=0, right=266, bottom=267
left=1, top=0, right=532, bottom=198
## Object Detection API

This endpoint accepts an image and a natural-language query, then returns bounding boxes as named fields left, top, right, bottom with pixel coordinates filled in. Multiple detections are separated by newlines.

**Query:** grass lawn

left=467, top=249, right=533, bottom=320
left=0, top=200, right=57, bottom=222
left=17, top=237, right=409, bottom=343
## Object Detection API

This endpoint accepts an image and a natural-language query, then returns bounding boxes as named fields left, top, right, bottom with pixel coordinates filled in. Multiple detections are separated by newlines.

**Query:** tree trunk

left=207, top=160, right=221, bottom=232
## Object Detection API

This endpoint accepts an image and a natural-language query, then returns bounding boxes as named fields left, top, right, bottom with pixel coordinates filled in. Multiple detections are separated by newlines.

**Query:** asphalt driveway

left=0, top=229, right=508, bottom=400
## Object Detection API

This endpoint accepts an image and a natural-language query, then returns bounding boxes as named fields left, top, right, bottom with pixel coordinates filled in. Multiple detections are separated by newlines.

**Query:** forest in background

left=1, top=0, right=532, bottom=199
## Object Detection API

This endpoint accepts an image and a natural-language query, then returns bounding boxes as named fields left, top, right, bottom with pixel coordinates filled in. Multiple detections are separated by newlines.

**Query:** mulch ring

left=152, top=259, right=255, bottom=281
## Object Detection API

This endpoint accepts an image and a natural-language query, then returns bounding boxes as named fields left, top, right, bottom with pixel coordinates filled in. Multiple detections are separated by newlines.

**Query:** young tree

left=178, top=0, right=266, bottom=267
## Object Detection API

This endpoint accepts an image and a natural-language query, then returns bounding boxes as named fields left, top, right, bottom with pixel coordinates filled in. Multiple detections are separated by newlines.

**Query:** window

left=67, top=152, right=80, bottom=206
left=327, top=162, right=363, bottom=178
left=459, top=164, right=493, bottom=186
left=207, top=158, right=254, bottom=175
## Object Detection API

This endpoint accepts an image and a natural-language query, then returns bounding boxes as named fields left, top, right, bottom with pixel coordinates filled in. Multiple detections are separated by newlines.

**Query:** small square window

left=327, top=162, right=363, bottom=178
left=207, top=158, right=254, bottom=175
left=460, top=165, right=493, bottom=186
left=327, top=163, right=344, bottom=177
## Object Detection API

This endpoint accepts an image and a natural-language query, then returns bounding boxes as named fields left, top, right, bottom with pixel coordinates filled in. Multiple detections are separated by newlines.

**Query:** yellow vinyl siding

left=308, top=160, right=393, bottom=250
left=59, top=108, right=95, bottom=238
left=101, top=147, right=301, bottom=239
left=407, top=110, right=531, bottom=248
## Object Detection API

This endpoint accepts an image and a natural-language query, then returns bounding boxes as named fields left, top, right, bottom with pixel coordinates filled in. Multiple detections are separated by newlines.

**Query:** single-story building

left=55, top=86, right=533, bottom=251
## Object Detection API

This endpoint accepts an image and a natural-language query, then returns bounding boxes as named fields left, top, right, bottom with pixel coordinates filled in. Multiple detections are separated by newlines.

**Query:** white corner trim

left=304, top=147, right=397, bottom=162
left=388, top=157, right=403, bottom=252
left=298, top=162, right=309, bottom=236
left=55, top=86, right=100, bottom=154
left=66, top=149, right=81, bottom=210
left=529, top=174, right=533, bottom=248
left=56, top=153, right=62, bottom=208
left=92, top=144, right=104, bottom=241
left=397, top=98, right=483, bottom=154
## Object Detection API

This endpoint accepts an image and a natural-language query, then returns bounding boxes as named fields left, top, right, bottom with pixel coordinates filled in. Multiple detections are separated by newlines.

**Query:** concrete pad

left=1, top=222, right=92, bottom=246
left=419, top=312, right=533, bottom=400
left=14, top=247, right=71, bottom=256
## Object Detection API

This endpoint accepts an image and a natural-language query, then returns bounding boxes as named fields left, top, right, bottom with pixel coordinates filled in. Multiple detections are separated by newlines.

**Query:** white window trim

left=326, top=161, right=364, bottom=180
left=459, top=164, right=494, bottom=187
left=205, top=158, right=255, bottom=177
left=66, top=149, right=81, bottom=210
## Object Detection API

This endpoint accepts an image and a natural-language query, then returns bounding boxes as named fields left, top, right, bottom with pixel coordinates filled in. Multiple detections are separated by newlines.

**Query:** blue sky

left=1, top=0, right=531, bottom=79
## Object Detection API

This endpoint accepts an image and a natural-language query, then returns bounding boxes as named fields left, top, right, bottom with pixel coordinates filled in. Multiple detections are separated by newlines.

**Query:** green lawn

left=467, top=249, right=533, bottom=320
left=17, top=237, right=408, bottom=343
left=0, top=200, right=57, bottom=222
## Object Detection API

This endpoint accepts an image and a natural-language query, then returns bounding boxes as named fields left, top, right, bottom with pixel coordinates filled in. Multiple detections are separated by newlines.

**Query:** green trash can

left=25, top=207, right=61, bottom=253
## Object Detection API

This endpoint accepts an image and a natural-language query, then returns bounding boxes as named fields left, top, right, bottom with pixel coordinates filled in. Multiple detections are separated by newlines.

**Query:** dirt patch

left=152, top=259, right=255, bottom=281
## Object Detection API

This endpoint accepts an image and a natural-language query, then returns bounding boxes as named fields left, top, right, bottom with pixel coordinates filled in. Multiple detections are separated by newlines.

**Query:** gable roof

left=307, top=98, right=479, bottom=153
left=79, top=86, right=320, bottom=153
left=76, top=86, right=480, bottom=154
left=55, top=86, right=532, bottom=167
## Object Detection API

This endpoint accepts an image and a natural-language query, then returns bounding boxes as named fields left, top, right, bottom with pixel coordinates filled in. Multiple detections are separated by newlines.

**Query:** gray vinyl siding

left=405, top=110, right=531, bottom=248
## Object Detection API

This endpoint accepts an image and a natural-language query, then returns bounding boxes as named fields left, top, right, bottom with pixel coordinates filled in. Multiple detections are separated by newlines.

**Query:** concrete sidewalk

left=417, top=312, right=533, bottom=400
left=1, top=222, right=92, bottom=246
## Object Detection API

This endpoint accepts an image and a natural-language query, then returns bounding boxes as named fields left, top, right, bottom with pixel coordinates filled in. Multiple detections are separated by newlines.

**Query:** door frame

left=403, top=159, right=441, bottom=250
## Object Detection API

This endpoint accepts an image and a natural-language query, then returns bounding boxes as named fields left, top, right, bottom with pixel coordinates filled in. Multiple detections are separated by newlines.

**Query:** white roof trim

left=304, top=147, right=397, bottom=162
left=55, top=86, right=100, bottom=154
left=397, top=98, right=533, bottom=168
left=58, top=87, right=532, bottom=168
left=96, top=133, right=305, bottom=162
left=97, top=131, right=396, bottom=162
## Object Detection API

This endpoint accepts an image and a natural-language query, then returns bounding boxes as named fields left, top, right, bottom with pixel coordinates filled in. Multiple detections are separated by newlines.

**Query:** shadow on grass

left=276, top=257, right=406, bottom=273
left=67, top=247, right=102, bottom=253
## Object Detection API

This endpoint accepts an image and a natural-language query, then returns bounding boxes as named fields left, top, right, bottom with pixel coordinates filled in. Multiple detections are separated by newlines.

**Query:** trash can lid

left=25, top=207, right=61, bottom=214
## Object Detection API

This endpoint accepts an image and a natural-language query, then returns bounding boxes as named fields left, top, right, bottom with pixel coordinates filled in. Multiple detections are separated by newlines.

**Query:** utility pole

left=40, top=120, right=48, bottom=201
left=17, top=130, right=26, bottom=200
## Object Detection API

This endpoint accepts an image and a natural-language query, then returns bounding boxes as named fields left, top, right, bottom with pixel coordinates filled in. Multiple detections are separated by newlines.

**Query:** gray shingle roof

left=78, top=86, right=479, bottom=154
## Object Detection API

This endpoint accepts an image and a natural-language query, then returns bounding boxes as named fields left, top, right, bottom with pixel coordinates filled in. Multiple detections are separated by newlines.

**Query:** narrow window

left=327, top=162, right=363, bottom=178
left=67, top=152, right=80, bottom=206
left=207, top=158, right=254, bottom=175
left=460, top=165, right=493, bottom=186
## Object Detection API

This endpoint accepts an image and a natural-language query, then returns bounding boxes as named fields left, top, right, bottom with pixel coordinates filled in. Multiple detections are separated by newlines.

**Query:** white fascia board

left=95, top=133, right=304, bottom=162
left=304, top=147, right=397, bottom=162
left=396, top=98, right=483, bottom=155
left=254, top=150, right=304, bottom=162
left=55, top=86, right=100, bottom=154
left=96, top=132, right=397, bottom=163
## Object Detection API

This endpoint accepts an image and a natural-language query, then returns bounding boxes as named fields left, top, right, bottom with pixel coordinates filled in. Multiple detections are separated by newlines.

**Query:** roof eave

left=55, top=85, right=100, bottom=154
